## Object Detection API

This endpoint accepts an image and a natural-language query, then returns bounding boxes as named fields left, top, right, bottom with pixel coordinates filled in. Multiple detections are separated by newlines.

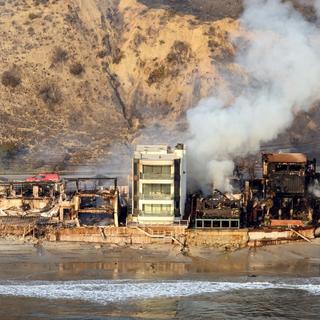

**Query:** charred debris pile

left=0, top=151, right=320, bottom=242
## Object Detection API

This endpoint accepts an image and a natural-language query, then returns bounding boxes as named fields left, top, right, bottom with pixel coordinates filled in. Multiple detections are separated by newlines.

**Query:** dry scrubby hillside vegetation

left=0, top=0, right=319, bottom=171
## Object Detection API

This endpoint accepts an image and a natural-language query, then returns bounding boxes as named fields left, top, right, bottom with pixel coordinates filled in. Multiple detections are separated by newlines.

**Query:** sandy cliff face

left=0, top=0, right=242, bottom=169
left=111, top=0, right=242, bottom=128
left=0, top=0, right=130, bottom=168
left=0, top=0, right=319, bottom=170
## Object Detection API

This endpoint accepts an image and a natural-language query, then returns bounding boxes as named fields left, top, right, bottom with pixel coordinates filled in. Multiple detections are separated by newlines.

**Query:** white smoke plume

left=315, top=0, right=320, bottom=16
left=308, top=179, right=320, bottom=197
left=312, top=0, right=320, bottom=16
left=297, top=0, right=320, bottom=18
left=187, top=0, right=320, bottom=193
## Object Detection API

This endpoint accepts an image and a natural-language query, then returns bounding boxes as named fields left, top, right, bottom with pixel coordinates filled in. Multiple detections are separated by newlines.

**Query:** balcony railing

left=140, top=173, right=173, bottom=180
left=139, top=210, right=173, bottom=216
left=139, top=193, right=173, bottom=200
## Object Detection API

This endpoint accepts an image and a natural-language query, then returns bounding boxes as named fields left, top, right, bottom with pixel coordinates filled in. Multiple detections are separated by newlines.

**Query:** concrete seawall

left=48, top=226, right=187, bottom=245
left=50, top=227, right=315, bottom=247
left=0, top=223, right=315, bottom=248
left=186, top=229, right=249, bottom=248
left=248, top=228, right=315, bottom=246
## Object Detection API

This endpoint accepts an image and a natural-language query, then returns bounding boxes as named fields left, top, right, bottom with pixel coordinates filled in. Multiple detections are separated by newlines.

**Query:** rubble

left=0, top=176, right=125, bottom=239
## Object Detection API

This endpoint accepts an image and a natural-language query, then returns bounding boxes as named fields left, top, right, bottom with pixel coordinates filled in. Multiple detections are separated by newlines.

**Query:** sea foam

left=0, top=279, right=319, bottom=304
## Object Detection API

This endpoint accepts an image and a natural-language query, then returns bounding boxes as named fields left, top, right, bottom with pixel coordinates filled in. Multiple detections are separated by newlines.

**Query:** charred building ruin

left=260, top=153, right=316, bottom=222
left=62, top=177, right=122, bottom=227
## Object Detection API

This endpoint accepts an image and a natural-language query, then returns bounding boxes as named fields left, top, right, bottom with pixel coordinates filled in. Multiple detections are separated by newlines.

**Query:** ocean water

left=0, top=278, right=319, bottom=319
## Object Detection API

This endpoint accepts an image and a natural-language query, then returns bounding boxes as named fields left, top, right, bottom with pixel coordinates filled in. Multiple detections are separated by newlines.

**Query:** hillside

left=0, top=0, right=319, bottom=172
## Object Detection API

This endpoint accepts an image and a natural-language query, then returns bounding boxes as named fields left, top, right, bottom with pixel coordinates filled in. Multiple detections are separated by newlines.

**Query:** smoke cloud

left=297, top=0, right=320, bottom=18
left=187, top=0, right=320, bottom=193
left=312, top=0, right=320, bottom=16
left=308, top=179, right=320, bottom=197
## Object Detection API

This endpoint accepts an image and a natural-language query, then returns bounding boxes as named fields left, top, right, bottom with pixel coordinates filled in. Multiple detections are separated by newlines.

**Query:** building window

left=142, top=184, right=171, bottom=196
left=142, top=204, right=172, bottom=215
left=142, top=165, right=171, bottom=179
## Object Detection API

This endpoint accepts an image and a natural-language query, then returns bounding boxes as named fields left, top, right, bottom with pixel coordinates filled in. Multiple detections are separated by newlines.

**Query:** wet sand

left=0, top=238, right=320, bottom=280
left=0, top=239, right=320, bottom=319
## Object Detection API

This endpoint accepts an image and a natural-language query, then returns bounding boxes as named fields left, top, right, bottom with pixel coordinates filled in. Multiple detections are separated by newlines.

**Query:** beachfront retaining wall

left=0, top=224, right=315, bottom=247
left=248, top=228, right=315, bottom=246
left=51, top=227, right=250, bottom=248
left=49, top=227, right=151, bottom=244
left=48, top=226, right=187, bottom=245
left=186, top=229, right=249, bottom=248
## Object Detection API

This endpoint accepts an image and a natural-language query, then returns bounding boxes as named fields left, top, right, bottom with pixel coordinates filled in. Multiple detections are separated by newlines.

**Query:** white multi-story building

left=132, top=144, right=187, bottom=224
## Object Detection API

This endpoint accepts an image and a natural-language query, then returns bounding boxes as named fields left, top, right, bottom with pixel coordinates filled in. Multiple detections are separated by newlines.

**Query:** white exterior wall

left=175, top=147, right=187, bottom=219
left=132, top=144, right=187, bottom=225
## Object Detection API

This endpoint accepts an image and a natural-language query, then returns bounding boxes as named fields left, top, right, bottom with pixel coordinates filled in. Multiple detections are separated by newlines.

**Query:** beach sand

left=0, top=238, right=319, bottom=281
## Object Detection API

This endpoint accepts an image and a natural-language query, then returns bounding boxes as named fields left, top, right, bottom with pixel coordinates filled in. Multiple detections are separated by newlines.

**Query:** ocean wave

left=0, top=279, right=319, bottom=303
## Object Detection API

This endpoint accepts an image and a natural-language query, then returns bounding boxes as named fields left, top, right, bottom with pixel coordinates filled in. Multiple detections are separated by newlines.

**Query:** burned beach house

left=192, top=188, right=242, bottom=229
left=259, top=153, right=317, bottom=224
left=61, top=177, right=123, bottom=226
left=243, top=153, right=317, bottom=227
left=131, top=144, right=187, bottom=225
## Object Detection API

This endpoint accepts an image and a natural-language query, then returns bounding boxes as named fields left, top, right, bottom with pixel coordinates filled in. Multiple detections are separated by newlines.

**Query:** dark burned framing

left=0, top=181, right=58, bottom=186
left=64, top=176, right=118, bottom=193
left=63, top=177, right=120, bottom=226
left=0, top=180, right=60, bottom=199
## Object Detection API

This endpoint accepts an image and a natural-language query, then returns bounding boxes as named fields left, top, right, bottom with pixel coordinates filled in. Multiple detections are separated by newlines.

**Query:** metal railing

left=139, top=210, right=173, bottom=216
left=139, top=193, right=173, bottom=200
left=173, top=219, right=189, bottom=226
left=195, top=218, right=240, bottom=229
left=140, top=173, right=173, bottom=180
